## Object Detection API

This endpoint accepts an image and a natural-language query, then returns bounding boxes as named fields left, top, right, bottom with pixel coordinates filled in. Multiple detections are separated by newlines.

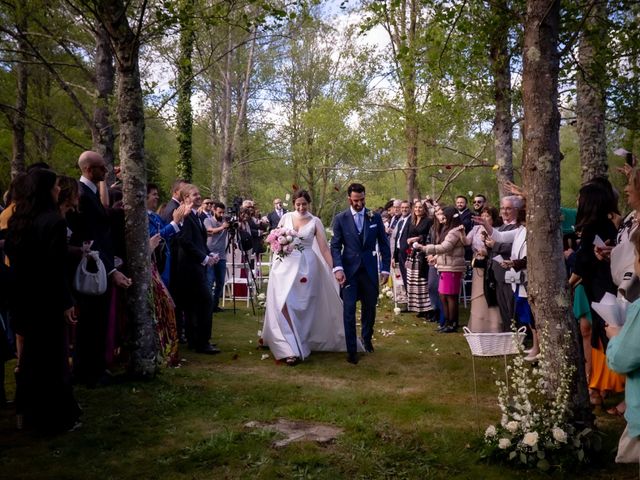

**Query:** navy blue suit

left=330, top=208, right=391, bottom=354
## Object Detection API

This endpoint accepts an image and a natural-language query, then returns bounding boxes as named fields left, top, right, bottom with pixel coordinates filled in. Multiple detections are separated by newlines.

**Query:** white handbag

left=73, top=250, right=107, bottom=295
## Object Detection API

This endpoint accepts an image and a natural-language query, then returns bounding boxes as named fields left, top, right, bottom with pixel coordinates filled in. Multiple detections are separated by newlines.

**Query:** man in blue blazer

left=331, top=183, right=391, bottom=364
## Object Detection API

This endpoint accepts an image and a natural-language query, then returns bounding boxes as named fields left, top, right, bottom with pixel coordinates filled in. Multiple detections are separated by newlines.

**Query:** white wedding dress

left=262, top=212, right=352, bottom=360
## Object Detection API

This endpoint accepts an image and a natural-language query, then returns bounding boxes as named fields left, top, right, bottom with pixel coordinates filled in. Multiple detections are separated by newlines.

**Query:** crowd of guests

left=3, top=150, right=640, bottom=461
left=0, top=151, right=273, bottom=434
left=381, top=193, right=532, bottom=341
left=379, top=167, right=640, bottom=462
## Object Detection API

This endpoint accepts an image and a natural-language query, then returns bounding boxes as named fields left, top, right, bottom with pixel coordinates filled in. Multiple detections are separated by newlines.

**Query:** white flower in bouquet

left=522, top=431, right=539, bottom=447
left=278, top=236, right=288, bottom=245
left=485, top=425, right=497, bottom=438
left=393, top=307, right=401, bottom=315
left=552, top=426, right=567, bottom=443
left=286, top=235, right=293, bottom=242
left=385, top=290, right=393, bottom=298
left=257, top=293, right=266, bottom=301
left=506, top=421, right=519, bottom=433
left=498, top=438, right=511, bottom=450
left=498, top=438, right=511, bottom=449
left=378, top=293, right=384, bottom=299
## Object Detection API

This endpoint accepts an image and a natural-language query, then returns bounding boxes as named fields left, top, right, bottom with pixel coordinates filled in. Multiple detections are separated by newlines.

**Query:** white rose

left=386, top=291, right=393, bottom=298
left=552, top=426, right=567, bottom=443
left=485, top=425, right=497, bottom=438
left=393, top=307, right=401, bottom=315
left=506, top=421, right=519, bottom=433
left=378, top=294, right=384, bottom=299
left=522, top=431, right=539, bottom=447
left=286, top=235, right=293, bottom=242
left=257, top=293, right=266, bottom=301
left=277, top=236, right=288, bottom=244
left=498, top=438, right=511, bottom=449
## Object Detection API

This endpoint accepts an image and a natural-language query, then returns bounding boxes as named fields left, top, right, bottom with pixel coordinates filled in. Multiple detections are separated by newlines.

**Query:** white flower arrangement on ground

left=482, top=323, right=601, bottom=470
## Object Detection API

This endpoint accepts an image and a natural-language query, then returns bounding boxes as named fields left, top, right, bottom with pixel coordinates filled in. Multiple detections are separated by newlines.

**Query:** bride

left=261, top=190, right=355, bottom=365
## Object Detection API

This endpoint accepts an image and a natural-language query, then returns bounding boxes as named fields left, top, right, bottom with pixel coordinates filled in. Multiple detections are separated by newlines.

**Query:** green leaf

left=519, top=453, right=527, bottom=464
left=509, top=451, right=517, bottom=460
left=537, top=459, right=550, bottom=471
left=537, top=449, right=545, bottom=459
left=577, top=449, right=585, bottom=461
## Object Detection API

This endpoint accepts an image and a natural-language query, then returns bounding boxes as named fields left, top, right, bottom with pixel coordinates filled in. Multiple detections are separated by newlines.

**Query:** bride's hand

left=334, top=270, right=346, bottom=286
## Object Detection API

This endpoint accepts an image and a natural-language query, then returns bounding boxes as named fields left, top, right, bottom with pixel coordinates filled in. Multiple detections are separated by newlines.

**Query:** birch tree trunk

left=95, top=0, right=156, bottom=378
left=92, top=23, right=116, bottom=186
left=217, top=26, right=256, bottom=204
left=489, top=0, right=513, bottom=198
left=576, top=0, right=608, bottom=183
left=522, top=0, right=591, bottom=421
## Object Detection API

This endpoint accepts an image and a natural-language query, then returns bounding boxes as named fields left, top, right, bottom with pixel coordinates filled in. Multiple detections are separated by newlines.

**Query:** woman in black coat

left=6, top=169, right=81, bottom=432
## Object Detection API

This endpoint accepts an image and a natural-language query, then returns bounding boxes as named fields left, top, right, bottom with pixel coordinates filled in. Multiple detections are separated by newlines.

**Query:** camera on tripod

left=224, top=196, right=244, bottom=234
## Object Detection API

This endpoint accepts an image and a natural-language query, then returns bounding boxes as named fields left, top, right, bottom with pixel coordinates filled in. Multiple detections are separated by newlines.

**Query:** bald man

left=68, top=151, right=131, bottom=386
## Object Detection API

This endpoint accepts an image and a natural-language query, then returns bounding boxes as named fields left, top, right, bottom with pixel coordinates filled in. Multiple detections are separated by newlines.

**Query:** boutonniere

left=366, top=210, right=374, bottom=220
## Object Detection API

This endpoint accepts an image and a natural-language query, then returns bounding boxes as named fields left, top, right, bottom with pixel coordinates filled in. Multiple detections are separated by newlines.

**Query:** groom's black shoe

left=347, top=353, right=359, bottom=365
left=364, top=341, right=374, bottom=353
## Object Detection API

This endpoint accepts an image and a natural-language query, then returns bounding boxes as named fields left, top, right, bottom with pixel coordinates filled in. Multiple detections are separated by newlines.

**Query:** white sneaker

left=524, top=353, right=540, bottom=362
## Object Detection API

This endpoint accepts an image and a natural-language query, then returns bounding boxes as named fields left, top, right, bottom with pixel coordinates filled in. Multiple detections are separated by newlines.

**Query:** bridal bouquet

left=267, top=227, right=303, bottom=261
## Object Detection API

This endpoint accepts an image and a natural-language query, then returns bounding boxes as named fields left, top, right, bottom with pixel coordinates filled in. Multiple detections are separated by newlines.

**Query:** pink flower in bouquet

left=267, top=227, right=303, bottom=261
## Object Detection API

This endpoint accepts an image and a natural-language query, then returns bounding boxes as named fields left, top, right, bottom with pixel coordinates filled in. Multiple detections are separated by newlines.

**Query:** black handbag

left=152, top=238, right=168, bottom=274
left=484, top=261, right=499, bottom=307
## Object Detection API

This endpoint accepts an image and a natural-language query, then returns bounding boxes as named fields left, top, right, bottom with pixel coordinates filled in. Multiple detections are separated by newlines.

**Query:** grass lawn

left=0, top=302, right=637, bottom=479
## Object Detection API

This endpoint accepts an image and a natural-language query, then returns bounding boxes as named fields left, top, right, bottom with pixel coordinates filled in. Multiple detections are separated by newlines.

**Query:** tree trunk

left=489, top=0, right=514, bottom=198
left=218, top=29, right=233, bottom=204
left=404, top=118, right=418, bottom=200
left=522, top=0, right=591, bottom=422
left=93, top=23, right=116, bottom=186
left=175, top=0, right=195, bottom=182
left=96, top=0, right=156, bottom=378
left=11, top=0, right=28, bottom=178
left=576, top=0, right=608, bottom=183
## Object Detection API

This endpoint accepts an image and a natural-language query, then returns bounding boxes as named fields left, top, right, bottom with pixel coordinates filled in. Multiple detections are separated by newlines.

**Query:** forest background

left=1, top=0, right=638, bottom=226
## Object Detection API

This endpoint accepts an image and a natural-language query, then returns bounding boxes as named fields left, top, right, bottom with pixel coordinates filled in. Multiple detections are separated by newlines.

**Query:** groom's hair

left=347, top=183, right=365, bottom=195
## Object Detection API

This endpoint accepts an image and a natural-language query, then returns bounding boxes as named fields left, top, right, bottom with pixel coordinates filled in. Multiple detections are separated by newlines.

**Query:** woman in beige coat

left=416, top=206, right=466, bottom=333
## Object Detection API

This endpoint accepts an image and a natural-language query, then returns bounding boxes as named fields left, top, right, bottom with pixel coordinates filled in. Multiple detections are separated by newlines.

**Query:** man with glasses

left=486, top=195, right=522, bottom=330
left=472, top=194, right=487, bottom=215
left=199, top=198, right=214, bottom=222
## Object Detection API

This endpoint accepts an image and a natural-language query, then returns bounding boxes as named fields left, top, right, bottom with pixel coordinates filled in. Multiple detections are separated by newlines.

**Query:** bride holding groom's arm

left=261, top=190, right=352, bottom=365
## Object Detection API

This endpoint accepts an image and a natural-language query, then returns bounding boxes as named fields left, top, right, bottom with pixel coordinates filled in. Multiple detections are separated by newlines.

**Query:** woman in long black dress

left=6, top=169, right=81, bottom=432
left=405, top=200, right=433, bottom=318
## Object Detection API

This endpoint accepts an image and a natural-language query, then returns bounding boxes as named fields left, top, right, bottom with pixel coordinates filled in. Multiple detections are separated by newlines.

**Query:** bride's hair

left=293, top=189, right=311, bottom=203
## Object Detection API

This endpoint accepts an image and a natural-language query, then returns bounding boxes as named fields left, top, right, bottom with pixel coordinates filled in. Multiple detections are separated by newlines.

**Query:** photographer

left=241, top=200, right=268, bottom=267
left=204, top=202, right=229, bottom=314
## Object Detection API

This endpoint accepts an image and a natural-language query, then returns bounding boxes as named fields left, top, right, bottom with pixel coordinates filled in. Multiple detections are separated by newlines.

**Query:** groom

left=331, top=183, right=391, bottom=364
